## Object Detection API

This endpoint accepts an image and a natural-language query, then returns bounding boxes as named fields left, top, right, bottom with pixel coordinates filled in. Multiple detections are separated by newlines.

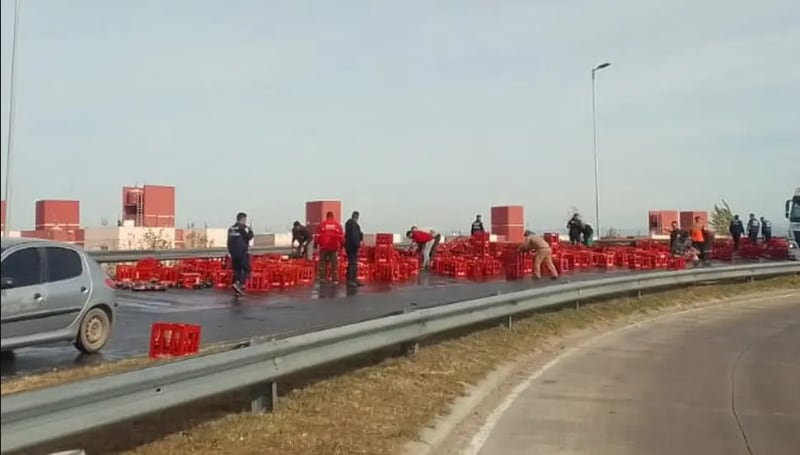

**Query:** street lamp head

left=594, top=62, right=611, bottom=71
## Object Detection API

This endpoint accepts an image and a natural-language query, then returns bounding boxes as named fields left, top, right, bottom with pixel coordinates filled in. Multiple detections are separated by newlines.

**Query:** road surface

left=461, top=292, right=800, bottom=455
left=1, top=269, right=641, bottom=378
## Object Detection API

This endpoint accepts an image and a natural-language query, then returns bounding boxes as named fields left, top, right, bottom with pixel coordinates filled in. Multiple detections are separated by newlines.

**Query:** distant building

left=83, top=220, right=177, bottom=251
left=122, top=185, right=176, bottom=228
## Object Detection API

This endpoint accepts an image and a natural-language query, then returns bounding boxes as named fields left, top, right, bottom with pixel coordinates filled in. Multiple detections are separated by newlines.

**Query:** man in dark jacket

left=344, top=211, right=364, bottom=287
left=729, top=215, right=744, bottom=251
left=746, top=214, right=760, bottom=245
left=470, top=215, right=485, bottom=236
left=291, top=221, right=312, bottom=259
left=227, top=212, right=254, bottom=296
left=582, top=224, right=594, bottom=247
left=567, top=214, right=583, bottom=245
left=760, top=217, right=772, bottom=244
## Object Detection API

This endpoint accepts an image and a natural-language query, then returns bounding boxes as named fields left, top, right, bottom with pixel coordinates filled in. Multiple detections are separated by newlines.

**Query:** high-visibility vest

left=690, top=224, right=705, bottom=242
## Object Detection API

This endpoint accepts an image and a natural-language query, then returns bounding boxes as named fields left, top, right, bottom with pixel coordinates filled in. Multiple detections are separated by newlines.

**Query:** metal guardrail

left=86, top=246, right=292, bottom=263
left=2, top=262, right=798, bottom=453
left=86, top=243, right=414, bottom=263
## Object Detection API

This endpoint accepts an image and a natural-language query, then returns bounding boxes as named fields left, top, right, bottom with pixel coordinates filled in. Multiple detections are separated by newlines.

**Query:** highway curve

left=459, top=292, right=800, bottom=455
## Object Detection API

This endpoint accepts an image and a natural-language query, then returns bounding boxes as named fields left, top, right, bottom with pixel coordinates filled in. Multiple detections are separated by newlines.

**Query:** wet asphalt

left=0, top=268, right=681, bottom=378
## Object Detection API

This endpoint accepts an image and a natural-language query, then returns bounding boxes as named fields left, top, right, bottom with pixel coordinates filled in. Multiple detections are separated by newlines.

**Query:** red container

left=305, top=200, right=342, bottom=225
left=35, top=200, right=80, bottom=230
left=149, top=322, right=201, bottom=358
left=679, top=211, right=708, bottom=230
left=492, top=225, right=525, bottom=243
left=122, top=185, right=176, bottom=228
left=491, top=205, right=524, bottom=226
left=648, top=210, right=679, bottom=235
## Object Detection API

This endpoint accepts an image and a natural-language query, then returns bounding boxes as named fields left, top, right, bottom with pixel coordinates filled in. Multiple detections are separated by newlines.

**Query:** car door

left=0, top=246, right=48, bottom=339
left=39, top=246, right=91, bottom=333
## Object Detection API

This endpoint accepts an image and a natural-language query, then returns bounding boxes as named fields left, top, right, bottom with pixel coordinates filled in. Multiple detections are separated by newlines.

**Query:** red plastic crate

left=375, top=233, right=395, bottom=245
left=149, top=322, right=201, bottom=358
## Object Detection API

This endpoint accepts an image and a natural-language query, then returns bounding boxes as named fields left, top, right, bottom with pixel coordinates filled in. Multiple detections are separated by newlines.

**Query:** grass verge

left=24, top=275, right=800, bottom=455
left=1, top=344, right=236, bottom=396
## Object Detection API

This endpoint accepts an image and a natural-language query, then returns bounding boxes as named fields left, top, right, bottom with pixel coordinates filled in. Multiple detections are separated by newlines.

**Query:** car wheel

left=75, top=307, right=111, bottom=353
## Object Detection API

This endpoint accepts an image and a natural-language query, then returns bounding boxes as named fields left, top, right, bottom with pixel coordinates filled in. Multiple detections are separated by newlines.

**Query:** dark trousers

left=692, top=241, right=706, bottom=261
left=763, top=232, right=772, bottom=243
left=748, top=231, right=758, bottom=244
left=732, top=234, right=741, bottom=251
left=569, top=231, right=581, bottom=244
left=320, top=250, right=339, bottom=282
left=294, top=240, right=311, bottom=259
left=231, top=254, right=251, bottom=285
left=346, top=248, right=359, bottom=283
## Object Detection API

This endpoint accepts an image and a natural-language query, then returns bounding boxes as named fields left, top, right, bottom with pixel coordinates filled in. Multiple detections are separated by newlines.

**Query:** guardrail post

left=250, top=381, right=278, bottom=413
left=501, top=315, right=513, bottom=329
left=401, top=341, right=419, bottom=357
left=400, top=304, right=421, bottom=356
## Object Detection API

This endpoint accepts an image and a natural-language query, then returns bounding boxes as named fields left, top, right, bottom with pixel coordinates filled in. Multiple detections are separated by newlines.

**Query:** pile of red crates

left=114, top=233, right=421, bottom=292
left=114, top=234, right=791, bottom=290
left=430, top=233, right=687, bottom=281
left=711, top=237, right=790, bottom=261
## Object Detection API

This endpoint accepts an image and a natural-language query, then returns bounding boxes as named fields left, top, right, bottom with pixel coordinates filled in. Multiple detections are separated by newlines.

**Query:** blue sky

left=1, top=0, right=799, bottom=233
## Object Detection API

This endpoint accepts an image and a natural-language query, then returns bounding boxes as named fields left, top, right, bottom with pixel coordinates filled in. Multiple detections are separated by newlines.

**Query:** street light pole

left=3, top=0, right=22, bottom=237
left=591, top=62, right=611, bottom=239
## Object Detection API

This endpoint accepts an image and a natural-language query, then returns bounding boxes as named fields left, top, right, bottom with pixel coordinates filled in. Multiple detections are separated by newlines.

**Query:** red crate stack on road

left=305, top=200, right=342, bottom=234
left=490, top=205, right=525, bottom=243
left=679, top=211, right=708, bottom=230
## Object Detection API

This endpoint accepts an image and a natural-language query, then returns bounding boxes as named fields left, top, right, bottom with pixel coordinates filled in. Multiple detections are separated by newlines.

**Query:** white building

left=83, top=220, right=177, bottom=251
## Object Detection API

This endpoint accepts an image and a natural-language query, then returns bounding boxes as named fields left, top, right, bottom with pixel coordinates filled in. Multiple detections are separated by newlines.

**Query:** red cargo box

left=491, top=205, right=524, bottom=226
left=306, top=200, right=342, bottom=225
left=680, top=211, right=708, bottom=230
left=492, top=225, right=525, bottom=243
left=648, top=210, right=679, bottom=235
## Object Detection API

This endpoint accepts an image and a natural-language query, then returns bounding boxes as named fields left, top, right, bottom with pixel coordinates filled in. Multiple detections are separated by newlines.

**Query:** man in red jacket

left=317, top=211, right=344, bottom=284
left=406, top=226, right=441, bottom=270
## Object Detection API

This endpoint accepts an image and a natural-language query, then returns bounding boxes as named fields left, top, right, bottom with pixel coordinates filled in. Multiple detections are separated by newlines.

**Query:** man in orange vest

left=690, top=216, right=707, bottom=263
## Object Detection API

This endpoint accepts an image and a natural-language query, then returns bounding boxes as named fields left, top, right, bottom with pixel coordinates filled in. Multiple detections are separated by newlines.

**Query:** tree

left=711, top=199, right=734, bottom=233
left=604, top=227, right=622, bottom=238
left=184, top=230, right=213, bottom=248
left=126, top=229, right=171, bottom=250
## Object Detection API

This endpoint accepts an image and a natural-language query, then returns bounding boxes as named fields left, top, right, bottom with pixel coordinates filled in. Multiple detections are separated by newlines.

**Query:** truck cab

left=786, top=187, right=800, bottom=260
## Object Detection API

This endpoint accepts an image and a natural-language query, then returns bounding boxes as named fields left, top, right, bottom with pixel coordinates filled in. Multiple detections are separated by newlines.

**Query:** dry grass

left=1, top=344, right=234, bottom=396
left=28, top=275, right=800, bottom=455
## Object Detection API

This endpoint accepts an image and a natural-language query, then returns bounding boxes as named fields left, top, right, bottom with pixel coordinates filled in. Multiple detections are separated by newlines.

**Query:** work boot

left=347, top=280, right=358, bottom=288
left=232, top=282, right=245, bottom=296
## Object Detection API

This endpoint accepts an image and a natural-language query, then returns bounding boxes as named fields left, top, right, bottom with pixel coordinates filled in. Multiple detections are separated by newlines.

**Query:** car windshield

left=791, top=198, right=800, bottom=222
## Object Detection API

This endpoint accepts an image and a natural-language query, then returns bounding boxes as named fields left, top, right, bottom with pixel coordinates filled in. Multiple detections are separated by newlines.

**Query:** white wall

left=83, top=226, right=177, bottom=250
left=253, top=232, right=293, bottom=247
